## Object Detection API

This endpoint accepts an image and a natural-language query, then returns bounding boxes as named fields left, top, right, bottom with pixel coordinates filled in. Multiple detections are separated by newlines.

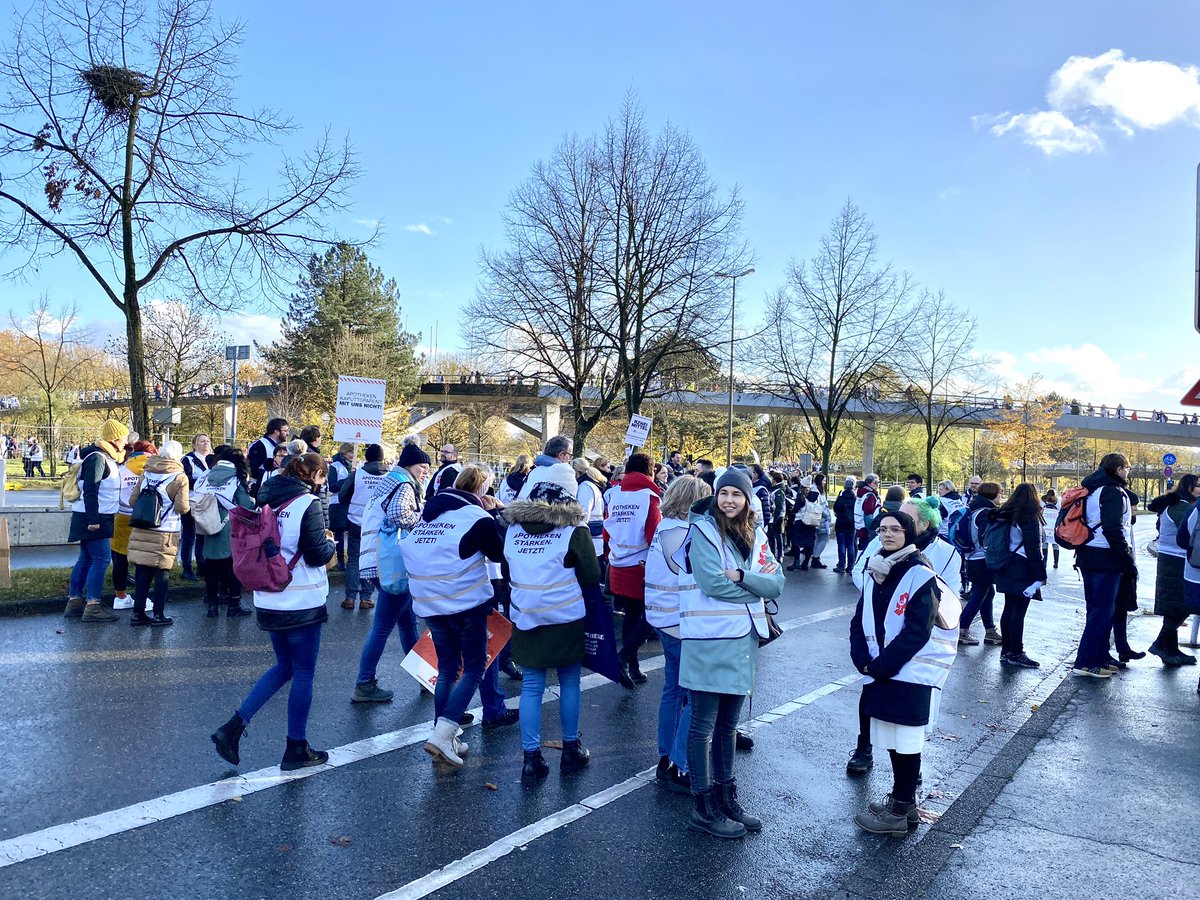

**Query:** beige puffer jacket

left=127, top=455, right=190, bottom=570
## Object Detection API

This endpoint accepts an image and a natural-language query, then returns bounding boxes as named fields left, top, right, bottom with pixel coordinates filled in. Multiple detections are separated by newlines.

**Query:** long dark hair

left=283, top=452, right=328, bottom=490
left=997, top=483, right=1043, bottom=525
left=714, top=487, right=757, bottom=558
left=213, top=444, right=250, bottom=489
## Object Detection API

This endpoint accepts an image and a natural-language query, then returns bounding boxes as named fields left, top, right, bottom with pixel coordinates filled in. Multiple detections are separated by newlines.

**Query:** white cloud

left=403, top=223, right=436, bottom=236
left=226, top=313, right=281, bottom=349
left=984, top=110, right=1102, bottom=155
left=981, top=49, right=1200, bottom=155
left=355, top=218, right=380, bottom=229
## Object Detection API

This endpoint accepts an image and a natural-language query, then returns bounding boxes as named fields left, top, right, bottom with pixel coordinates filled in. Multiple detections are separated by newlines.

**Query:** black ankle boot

left=560, top=739, right=591, bottom=774
left=846, top=746, right=873, bottom=775
left=626, top=654, right=647, bottom=685
left=206, top=602, right=220, bottom=618
left=280, top=738, right=328, bottom=771
left=688, top=787, right=746, bottom=839
left=211, top=712, right=245, bottom=765
left=716, top=779, right=762, bottom=832
left=522, top=750, right=549, bottom=782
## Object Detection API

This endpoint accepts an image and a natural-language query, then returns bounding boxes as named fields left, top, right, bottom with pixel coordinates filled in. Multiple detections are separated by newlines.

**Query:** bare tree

left=597, top=98, right=746, bottom=417
left=466, top=134, right=622, bottom=451
left=2, top=296, right=94, bottom=475
left=109, top=299, right=224, bottom=404
left=755, top=200, right=913, bottom=473
left=0, top=0, right=357, bottom=436
left=895, top=289, right=996, bottom=487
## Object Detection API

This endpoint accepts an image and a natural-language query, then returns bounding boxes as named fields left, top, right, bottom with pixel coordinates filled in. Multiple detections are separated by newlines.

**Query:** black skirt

left=1154, top=555, right=1187, bottom=618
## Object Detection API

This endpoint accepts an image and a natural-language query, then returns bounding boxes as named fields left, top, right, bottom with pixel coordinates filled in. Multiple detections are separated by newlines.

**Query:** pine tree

left=262, top=244, right=421, bottom=417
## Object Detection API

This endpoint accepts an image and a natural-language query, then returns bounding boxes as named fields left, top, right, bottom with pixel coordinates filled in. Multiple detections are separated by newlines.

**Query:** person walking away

left=127, top=441, right=190, bottom=627
left=247, top=417, right=289, bottom=488
left=402, top=469, right=507, bottom=767
left=339, top=444, right=389, bottom=610
left=497, top=454, right=531, bottom=505
left=180, top=433, right=212, bottom=581
left=504, top=478, right=600, bottom=782
left=936, top=481, right=964, bottom=539
left=1145, top=475, right=1199, bottom=666
left=65, top=420, right=129, bottom=623
left=426, top=444, right=463, bottom=500
left=646, top=475, right=712, bottom=795
left=110, top=439, right=156, bottom=611
left=327, top=443, right=355, bottom=571
left=987, top=484, right=1048, bottom=668
left=210, top=453, right=335, bottom=770
left=604, top=451, right=662, bottom=689
left=1071, top=454, right=1136, bottom=678
left=849, top=509, right=957, bottom=837
left=681, top=468, right=782, bottom=839
left=201, top=445, right=255, bottom=618
left=834, top=477, right=858, bottom=573
left=854, top=475, right=881, bottom=553
left=957, top=482, right=1003, bottom=648
left=811, top=473, right=831, bottom=569
left=1041, top=489, right=1060, bottom=569
left=350, top=441, right=430, bottom=703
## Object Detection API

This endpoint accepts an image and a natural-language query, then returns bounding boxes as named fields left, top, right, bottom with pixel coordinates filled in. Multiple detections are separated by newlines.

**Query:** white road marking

left=376, top=671, right=863, bottom=900
left=0, top=602, right=856, bottom=870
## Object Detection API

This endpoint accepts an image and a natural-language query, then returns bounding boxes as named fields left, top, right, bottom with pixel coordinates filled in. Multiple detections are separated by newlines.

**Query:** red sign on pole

left=1182, top=377, right=1200, bottom=407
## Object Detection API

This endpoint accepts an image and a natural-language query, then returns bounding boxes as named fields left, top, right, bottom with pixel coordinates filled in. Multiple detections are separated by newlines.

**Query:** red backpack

left=1054, top=486, right=1093, bottom=549
left=230, top=497, right=305, bottom=592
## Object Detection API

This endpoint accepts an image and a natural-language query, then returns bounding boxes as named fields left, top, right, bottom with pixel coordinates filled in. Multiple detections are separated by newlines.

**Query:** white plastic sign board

left=333, top=376, right=386, bottom=443
left=624, top=414, right=653, bottom=448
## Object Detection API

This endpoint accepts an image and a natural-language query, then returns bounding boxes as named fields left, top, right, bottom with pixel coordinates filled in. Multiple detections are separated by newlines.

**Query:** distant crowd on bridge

left=54, top=411, right=1200, bottom=844
left=77, top=380, right=259, bottom=405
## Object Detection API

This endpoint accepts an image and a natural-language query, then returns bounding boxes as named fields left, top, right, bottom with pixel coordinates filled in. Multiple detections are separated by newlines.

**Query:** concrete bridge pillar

left=862, top=416, right=876, bottom=475
left=541, top=401, right=561, bottom=445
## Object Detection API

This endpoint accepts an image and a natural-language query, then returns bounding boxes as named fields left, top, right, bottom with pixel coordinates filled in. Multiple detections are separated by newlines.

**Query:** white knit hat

left=518, top=461, right=578, bottom=500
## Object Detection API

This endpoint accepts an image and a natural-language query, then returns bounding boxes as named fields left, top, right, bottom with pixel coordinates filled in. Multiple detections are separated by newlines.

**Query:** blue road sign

left=1163, top=453, right=1178, bottom=466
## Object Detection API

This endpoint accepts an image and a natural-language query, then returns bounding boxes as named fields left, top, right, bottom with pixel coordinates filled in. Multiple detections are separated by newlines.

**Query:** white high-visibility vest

left=644, top=518, right=698, bottom=630
left=1083, top=485, right=1131, bottom=551
left=71, top=452, right=120, bottom=516
left=328, top=459, right=350, bottom=506
left=605, top=487, right=655, bottom=567
left=136, top=471, right=182, bottom=534
left=348, top=468, right=389, bottom=526
left=402, top=504, right=495, bottom=617
left=504, top=524, right=584, bottom=630
left=116, top=462, right=141, bottom=516
left=358, top=470, right=413, bottom=574
left=576, top=479, right=605, bottom=555
left=253, top=495, right=328, bottom=612
left=853, top=534, right=962, bottom=596
left=859, top=564, right=960, bottom=690
left=678, top=518, right=769, bottom=641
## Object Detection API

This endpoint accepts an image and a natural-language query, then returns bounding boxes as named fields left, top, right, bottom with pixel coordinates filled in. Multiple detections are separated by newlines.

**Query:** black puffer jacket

left=1075, top=469, right=1135, bottom=572
left=833, top=488, right=857, bottom=532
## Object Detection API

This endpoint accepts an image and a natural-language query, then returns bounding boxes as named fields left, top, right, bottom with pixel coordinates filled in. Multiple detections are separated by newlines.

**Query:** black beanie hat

left=875, top=509, right=917, bottom=546
left=366, top=444, right=384, bottom=463
left=397, top=442, right=430, bottom=468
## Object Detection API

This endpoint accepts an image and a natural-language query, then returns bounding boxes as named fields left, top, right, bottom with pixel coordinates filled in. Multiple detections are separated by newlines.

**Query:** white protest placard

left=333, top=375, right=386, bottom=443
left=623, top=413, right=653, bottom=448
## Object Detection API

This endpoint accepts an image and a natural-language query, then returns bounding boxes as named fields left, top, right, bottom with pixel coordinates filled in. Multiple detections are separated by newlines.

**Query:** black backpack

left=129, top=477, right=169, bottom=530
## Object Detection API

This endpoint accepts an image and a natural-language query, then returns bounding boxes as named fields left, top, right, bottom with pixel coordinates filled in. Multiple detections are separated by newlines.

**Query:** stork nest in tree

left=79, top=65, right=148, bottom=118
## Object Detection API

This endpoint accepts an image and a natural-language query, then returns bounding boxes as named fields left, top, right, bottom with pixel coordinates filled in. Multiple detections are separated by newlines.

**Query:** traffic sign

left=1183, top=378, right=1200, bottom=407
left=1168, top=478, right=1176, bottom=490
left=1163, top=453, right=1178, bottom=466
left=1165, top=466, right=1174, bottom=477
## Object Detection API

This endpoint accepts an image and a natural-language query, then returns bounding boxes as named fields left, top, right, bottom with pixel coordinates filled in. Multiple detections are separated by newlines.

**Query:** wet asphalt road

left=0, top=535, right=1196, bottom=900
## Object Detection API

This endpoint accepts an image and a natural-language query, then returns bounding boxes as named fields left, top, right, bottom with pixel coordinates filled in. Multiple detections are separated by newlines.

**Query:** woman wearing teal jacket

left=681, top=468, right=784, bottom=840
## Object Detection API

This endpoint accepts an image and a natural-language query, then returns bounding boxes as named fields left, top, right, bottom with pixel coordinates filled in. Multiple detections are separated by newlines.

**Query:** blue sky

left=8, top=0, right=1200, bottom=411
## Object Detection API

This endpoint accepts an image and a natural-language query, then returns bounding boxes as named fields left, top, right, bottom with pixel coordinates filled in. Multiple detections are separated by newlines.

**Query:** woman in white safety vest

left=503, top=477, right=601, bottom=784
left=604, top=452, right=662, bottom=689
left=987, top=484, right=1049, bottom=669
left=1144, top=475, right=1199, bottom=666
left=849, top=509, right=959, bottom=838
left=338, top=443, right=390, bottom=610
left=571, top=457, right=608, bottom=559
left=65, top=419, right=129, bottom=623
left=110, top=439, right=155, bottom=611
left=400, top=464, right=508, bottom=768
left=211, top=453, right=336, bottom=772
left=351, top=441, right=430, bottom=703
left=645, top=475, right=711, bottom=796
left=680, top=468, right=783, bottom=841
left=327, top=442, right=356, bottom=572
left=127, top=440, right=190, bottom=627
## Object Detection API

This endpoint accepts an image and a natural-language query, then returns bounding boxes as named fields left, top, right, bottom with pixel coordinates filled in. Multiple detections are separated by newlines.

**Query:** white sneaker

left=112, top=595, right=133, bottom=610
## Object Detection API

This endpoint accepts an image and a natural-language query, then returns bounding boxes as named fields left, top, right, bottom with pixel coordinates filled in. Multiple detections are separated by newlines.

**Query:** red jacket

left=854, top=485, right=879, bottom=542
left=603, top=472, right=662, bottom=600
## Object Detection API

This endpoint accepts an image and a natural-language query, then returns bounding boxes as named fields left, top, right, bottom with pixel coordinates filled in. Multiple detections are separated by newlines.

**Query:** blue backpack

left=952, top=507, right=988, bottom=555
left=376, top=472, right=413, bottom=594
left=946, top=507, right=971, bottom=552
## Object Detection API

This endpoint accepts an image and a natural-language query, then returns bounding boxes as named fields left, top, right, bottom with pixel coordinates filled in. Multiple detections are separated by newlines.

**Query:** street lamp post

left=715, top=268, right=755, bottom=466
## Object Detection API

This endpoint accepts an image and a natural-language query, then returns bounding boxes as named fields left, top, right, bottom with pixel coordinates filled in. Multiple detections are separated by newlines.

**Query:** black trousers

left=111, top=551, right=129, bottom=593
left=1000, top=592, right=1031, bottom=656
left=616, top=593, right=647, bottom=661
left=204, top=557, right=242, bottom=605
left=133, top=565, right=169, bottom=615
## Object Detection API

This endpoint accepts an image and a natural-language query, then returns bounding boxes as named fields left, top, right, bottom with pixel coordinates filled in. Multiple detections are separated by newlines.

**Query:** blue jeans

left=239, top=622, right=322, bottom=741
left=425, top=604, right=490, bottom=723
left=836, top=530, right=856, bottom=571
left=344, top=524, right=375, bottom=602
left=480, top=652, right=507, bottom=721
left=960, top=558, right=996, bottom=630
left=1076, top=568, right=1121, bottom=668
left=687, top=690, right=745, bottom=794
left=355, top=581, right=419, bottom=683
left=69, top=538, right=111, bottom=601
left=520, top=663, right=582, bottom=753
left=180, top=513, right=205, bottom=574
left=656, top=629, right=691, bottom=772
